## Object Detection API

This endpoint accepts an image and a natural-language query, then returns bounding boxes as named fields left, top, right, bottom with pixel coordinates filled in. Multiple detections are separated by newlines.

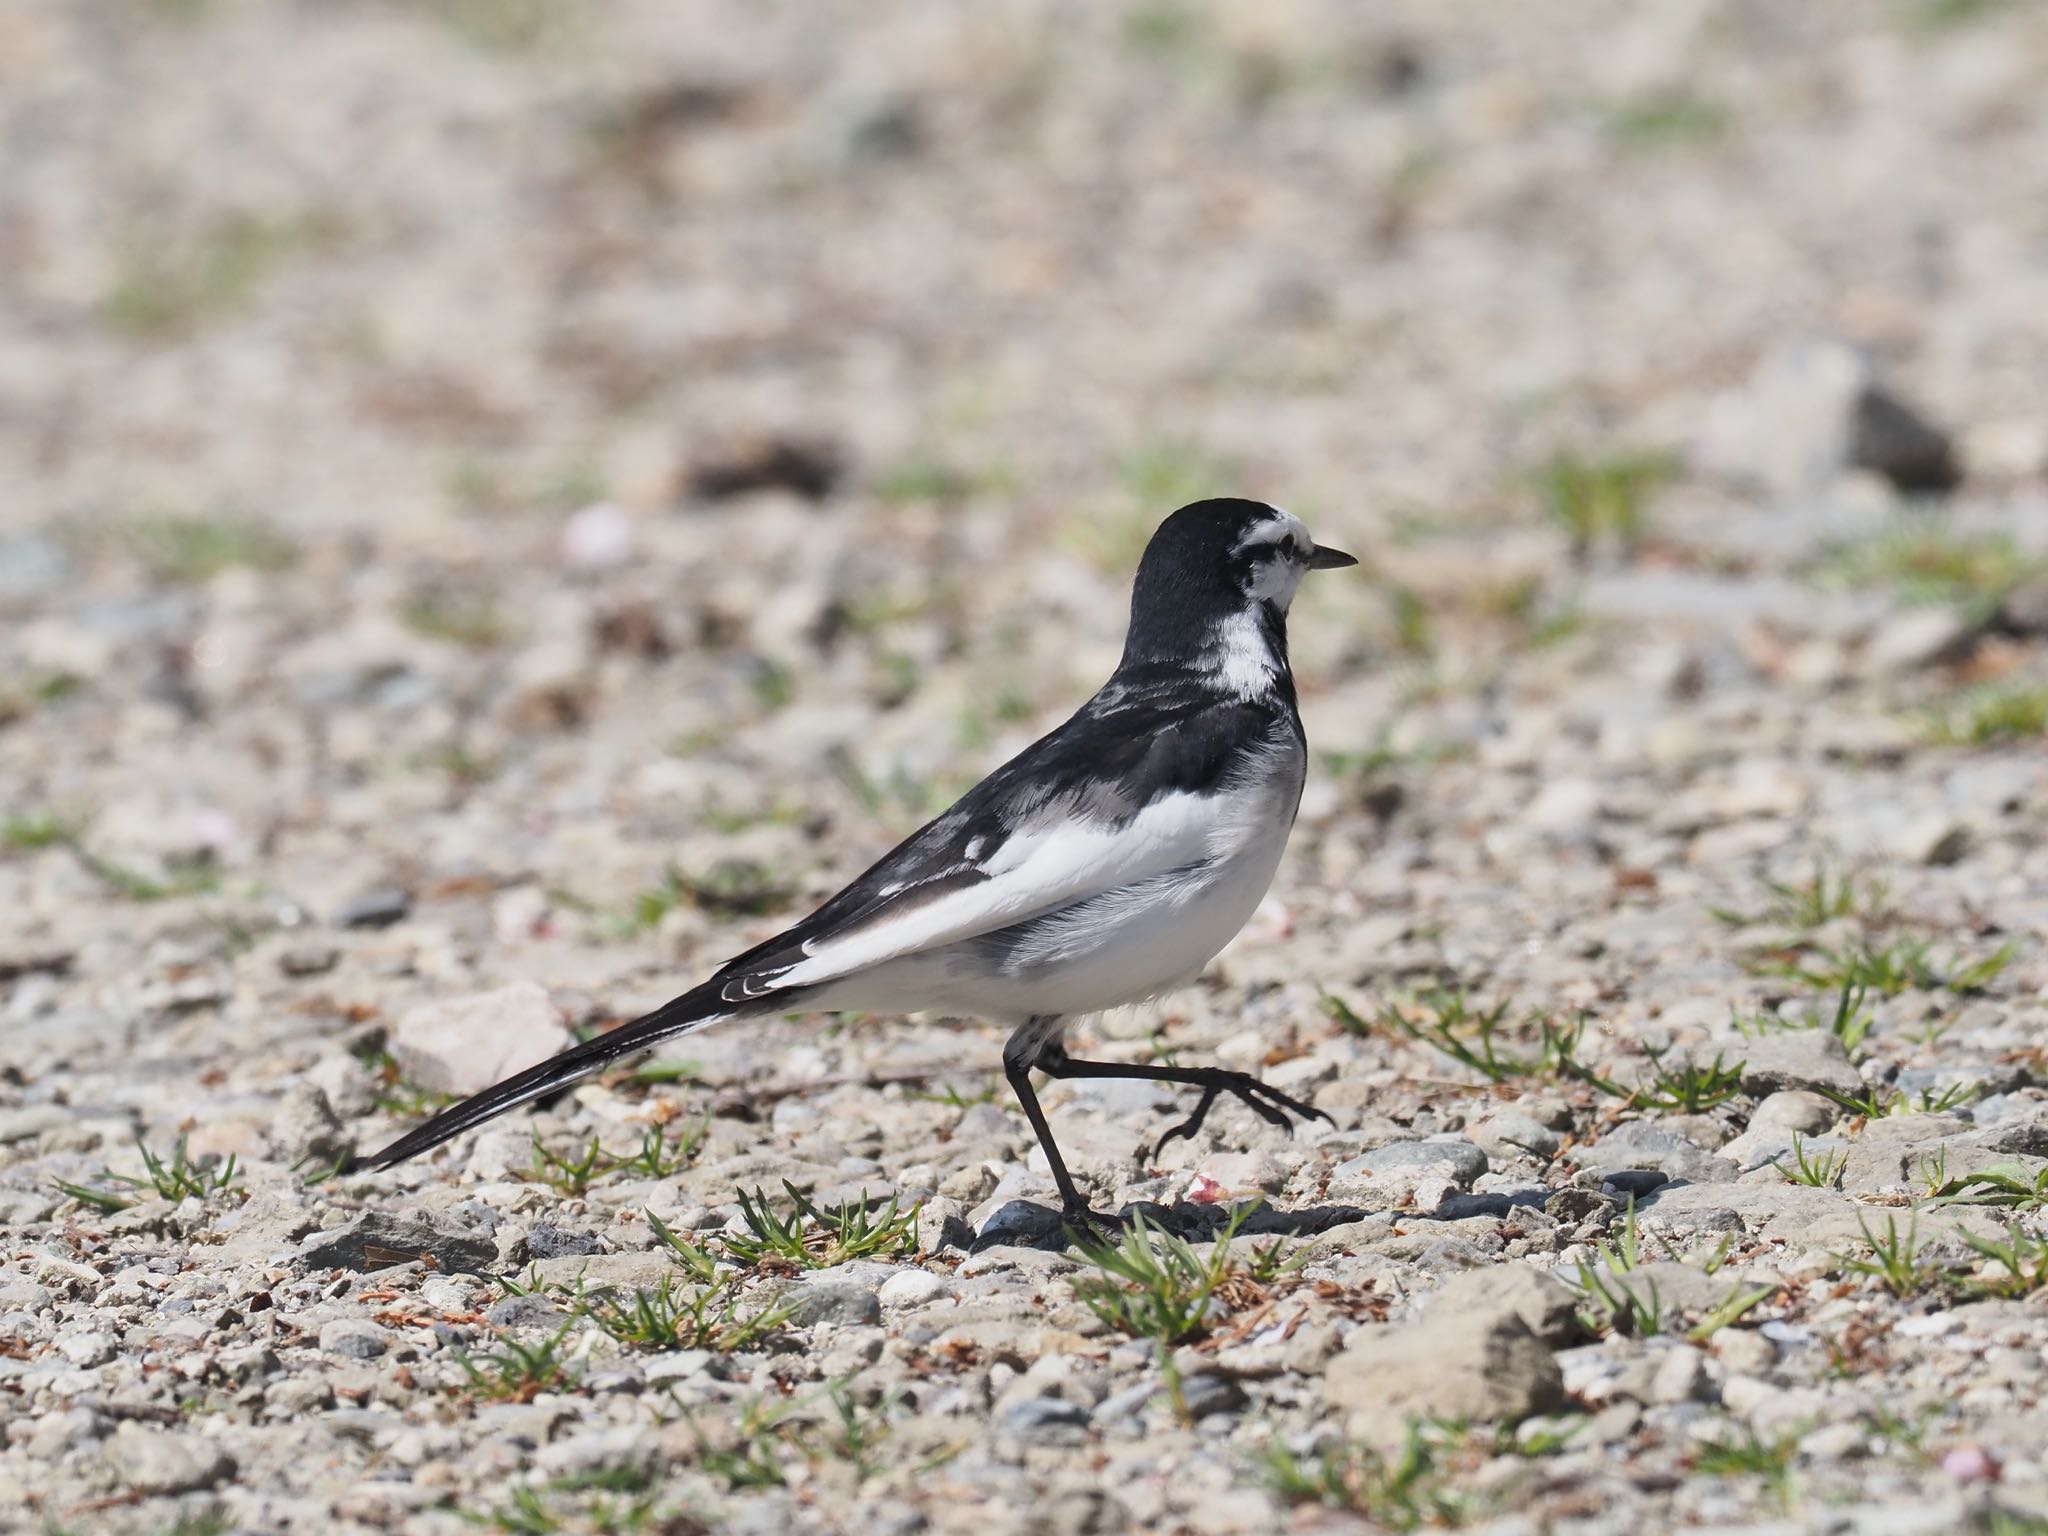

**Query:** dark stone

left=1850, top=383, right=1958, bottom=493
left=1602, top=1169, right=1671, bottom=1198
left=1544, top=1187, right=1613, bottom=1225
left=997, top=1396, right=1090, bottom=1443
left=687, top=434, right=844, bottom=503
left=971, top=1200, right=1073, bottom=1253
left=333, top=887, right=411, bottom=929
left=296, top=1213, right=496, bottom=1275
left=1177, top=1372, right=1249, bottom=1419
left=1434, top=1189, right=1550, bottom=1221
left=1998, top=575, right=2048, bottom=636
left=527, top=1222, right=604, bottom=1260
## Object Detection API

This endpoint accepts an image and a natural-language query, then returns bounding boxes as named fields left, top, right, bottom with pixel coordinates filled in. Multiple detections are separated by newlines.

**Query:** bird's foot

left=1148, top=1072, right=1335, bottom=1162
left=1057, top=1199, right=1127, bottom=1245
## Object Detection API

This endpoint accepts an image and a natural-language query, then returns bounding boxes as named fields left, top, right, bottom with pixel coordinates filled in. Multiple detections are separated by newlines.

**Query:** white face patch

left=1234, top=506, right=1314, bottom=610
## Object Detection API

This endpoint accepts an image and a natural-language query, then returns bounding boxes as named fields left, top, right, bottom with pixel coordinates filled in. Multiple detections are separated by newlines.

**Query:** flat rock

left=1738, top=1033, right=1864, bottom=1100
left=270, top=1083, right=353, bottom=1167
left=390, top=980, right=570, bottom=1097
left=1469, top=1112, right=1563, bottom=1162
left=319, top=1319, right=395, bottom=1359
left=785, top=1280, right=883, bottom=1329
left=104, top=1423, right=235, bottom=1496
left=1569, top=1121, right=1735, bottom=1185
left=298, top=1213, right=498, bottom=1275
left=528, top=1222, right=605, bottom=1259
left=1839, top=1114, right=1970, bottom=1194
left=1426, top=1263, right=1583, bottom=1346
left=1326, top=1138, right=1488, bottom=1213
left=1326, top=1310, right=1565, bottom=1447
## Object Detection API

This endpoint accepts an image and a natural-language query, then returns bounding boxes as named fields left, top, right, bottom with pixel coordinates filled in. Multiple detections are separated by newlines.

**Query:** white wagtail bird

left=366, top=498, right=1357, bottom=1218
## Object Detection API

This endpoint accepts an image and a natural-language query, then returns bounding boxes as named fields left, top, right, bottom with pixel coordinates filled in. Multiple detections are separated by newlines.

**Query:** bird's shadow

left=971, top=1197, right=1377, bottom=1253
left=970, top=1187, right=1553, bottom=1253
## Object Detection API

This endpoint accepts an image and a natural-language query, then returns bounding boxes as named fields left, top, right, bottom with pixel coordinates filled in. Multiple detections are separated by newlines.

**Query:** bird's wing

left=704, top=685, right=1287, bottom=1002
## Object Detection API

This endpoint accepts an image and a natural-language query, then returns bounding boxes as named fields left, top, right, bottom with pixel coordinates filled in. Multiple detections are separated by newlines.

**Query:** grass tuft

left=51, top=1133, right=242, bottom=1213
left=1632, top=1044, right=1746, bottom=1114
left=1069, top=1207, right=1247, bottom=1347
left=1258, top=1422, right=1469, bottom=1530
left=1775, top=1132, right=1847, bottom=1189
left=721, top=1182, right=919, bottom=1271
left=1925, top=683, right=2048, bottom=747
left=1532, top=449, right=1674, bottom=558
left=1838, top=1212, right=1932, bottom=1297
left=458, top=1322, right=579, bottom=1402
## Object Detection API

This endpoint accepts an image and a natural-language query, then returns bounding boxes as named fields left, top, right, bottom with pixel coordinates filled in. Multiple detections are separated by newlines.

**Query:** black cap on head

left=1121, top=499, right=1353, bottom=664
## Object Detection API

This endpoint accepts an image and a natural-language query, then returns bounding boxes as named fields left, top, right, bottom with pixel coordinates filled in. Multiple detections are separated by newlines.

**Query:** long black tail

left=359, top=979, right=748, bottom=1169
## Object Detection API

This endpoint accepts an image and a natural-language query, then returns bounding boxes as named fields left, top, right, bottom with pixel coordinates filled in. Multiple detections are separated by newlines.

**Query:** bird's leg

left=1001, top=1017, right=1097, bottom=1221
left=1029, top=1043, right=1334, bottom=1163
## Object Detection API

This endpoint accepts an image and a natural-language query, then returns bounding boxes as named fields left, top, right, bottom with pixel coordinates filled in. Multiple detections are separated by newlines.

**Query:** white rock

left=878, top=1270, right=950, bottom=1308
left=560, top=502, right=636, bottom=568
left=1863, top=607, right=1972, bottom=675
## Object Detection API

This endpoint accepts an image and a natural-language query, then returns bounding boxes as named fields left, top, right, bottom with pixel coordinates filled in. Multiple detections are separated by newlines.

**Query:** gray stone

left=785, top=1281, right=882, bottom=1329
left=333, top=886, right=412, bottom=928
left=877, top=1270, right=949, bottom=1308
left=1569, top=1121, right=1734, bottom=1185
left=2000, top=573, right=2048, bottom=635
left=319, top=1319, right=394, bottom=1359
left=917, top=1196, right=974, bottom=1255
left=1327, top=1138, right=1488, bottom=1212
left=1325, top=1311, right=1566, bottom=1447
left=486, top=1294, right=568, bottom=1330
left=1752, top=1090, right=1837, bottom=1136
left=1470, top=1112, right=1563, bottom=1162
left=0, top=1105, right=69, bottom=1144
left=1864, top=607, right=1974, bottom=675
left=997, top=1396, right=1090, bottom=1442
left=270, top=1083, right=353, bottom=1167
left=390, top=980, right=570, bottom=1096
left=1650, top=1345, right=1713, bottom=1404
left=1738, top=1032, right=1863, bottom=1100
left=1427, top=1263, right=1583, bottom=1347
left=528, top=1222, right=604, bottom=1259
left=297, top=1212, right=498, bottom=1275
left=0, top=534, right=72, bottom=598
left=1177, top=1372, right=1248, bottom=1418
left=278, top=942, right=340, bottom=976
left=105, top=1423, right=235, bottom=1496
left=1838, top=1114, right=1970, bottom=1194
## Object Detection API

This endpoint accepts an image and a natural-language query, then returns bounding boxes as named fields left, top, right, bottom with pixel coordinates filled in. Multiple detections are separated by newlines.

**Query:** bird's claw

left=1148, top=1073, right=1331, bottom=1163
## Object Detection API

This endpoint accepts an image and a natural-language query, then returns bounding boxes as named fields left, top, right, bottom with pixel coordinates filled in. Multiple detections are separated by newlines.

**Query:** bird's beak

left=1308, top=545, right=1358, bottom=570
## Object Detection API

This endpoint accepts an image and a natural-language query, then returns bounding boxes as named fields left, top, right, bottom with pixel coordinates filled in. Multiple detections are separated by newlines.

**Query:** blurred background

left=5, top=7, right=2048, bottom=1531
left=2, top=0, right=2045, bottom=1043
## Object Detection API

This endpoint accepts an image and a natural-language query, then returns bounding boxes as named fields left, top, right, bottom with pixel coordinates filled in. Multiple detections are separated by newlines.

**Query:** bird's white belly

left=819, top=749, right=1303, bottom=1023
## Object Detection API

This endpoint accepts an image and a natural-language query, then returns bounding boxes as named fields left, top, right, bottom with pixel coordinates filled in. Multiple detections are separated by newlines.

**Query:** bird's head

left=1120, top=498, right=1356, bottom=677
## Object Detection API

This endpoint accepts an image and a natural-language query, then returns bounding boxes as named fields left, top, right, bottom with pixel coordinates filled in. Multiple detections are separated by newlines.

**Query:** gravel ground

left=4, top=3, right=2048, bottom=1533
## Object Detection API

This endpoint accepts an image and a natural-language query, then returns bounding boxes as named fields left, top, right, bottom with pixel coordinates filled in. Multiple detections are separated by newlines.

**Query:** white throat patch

left=1204, top=607, right=1280, bottom=698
